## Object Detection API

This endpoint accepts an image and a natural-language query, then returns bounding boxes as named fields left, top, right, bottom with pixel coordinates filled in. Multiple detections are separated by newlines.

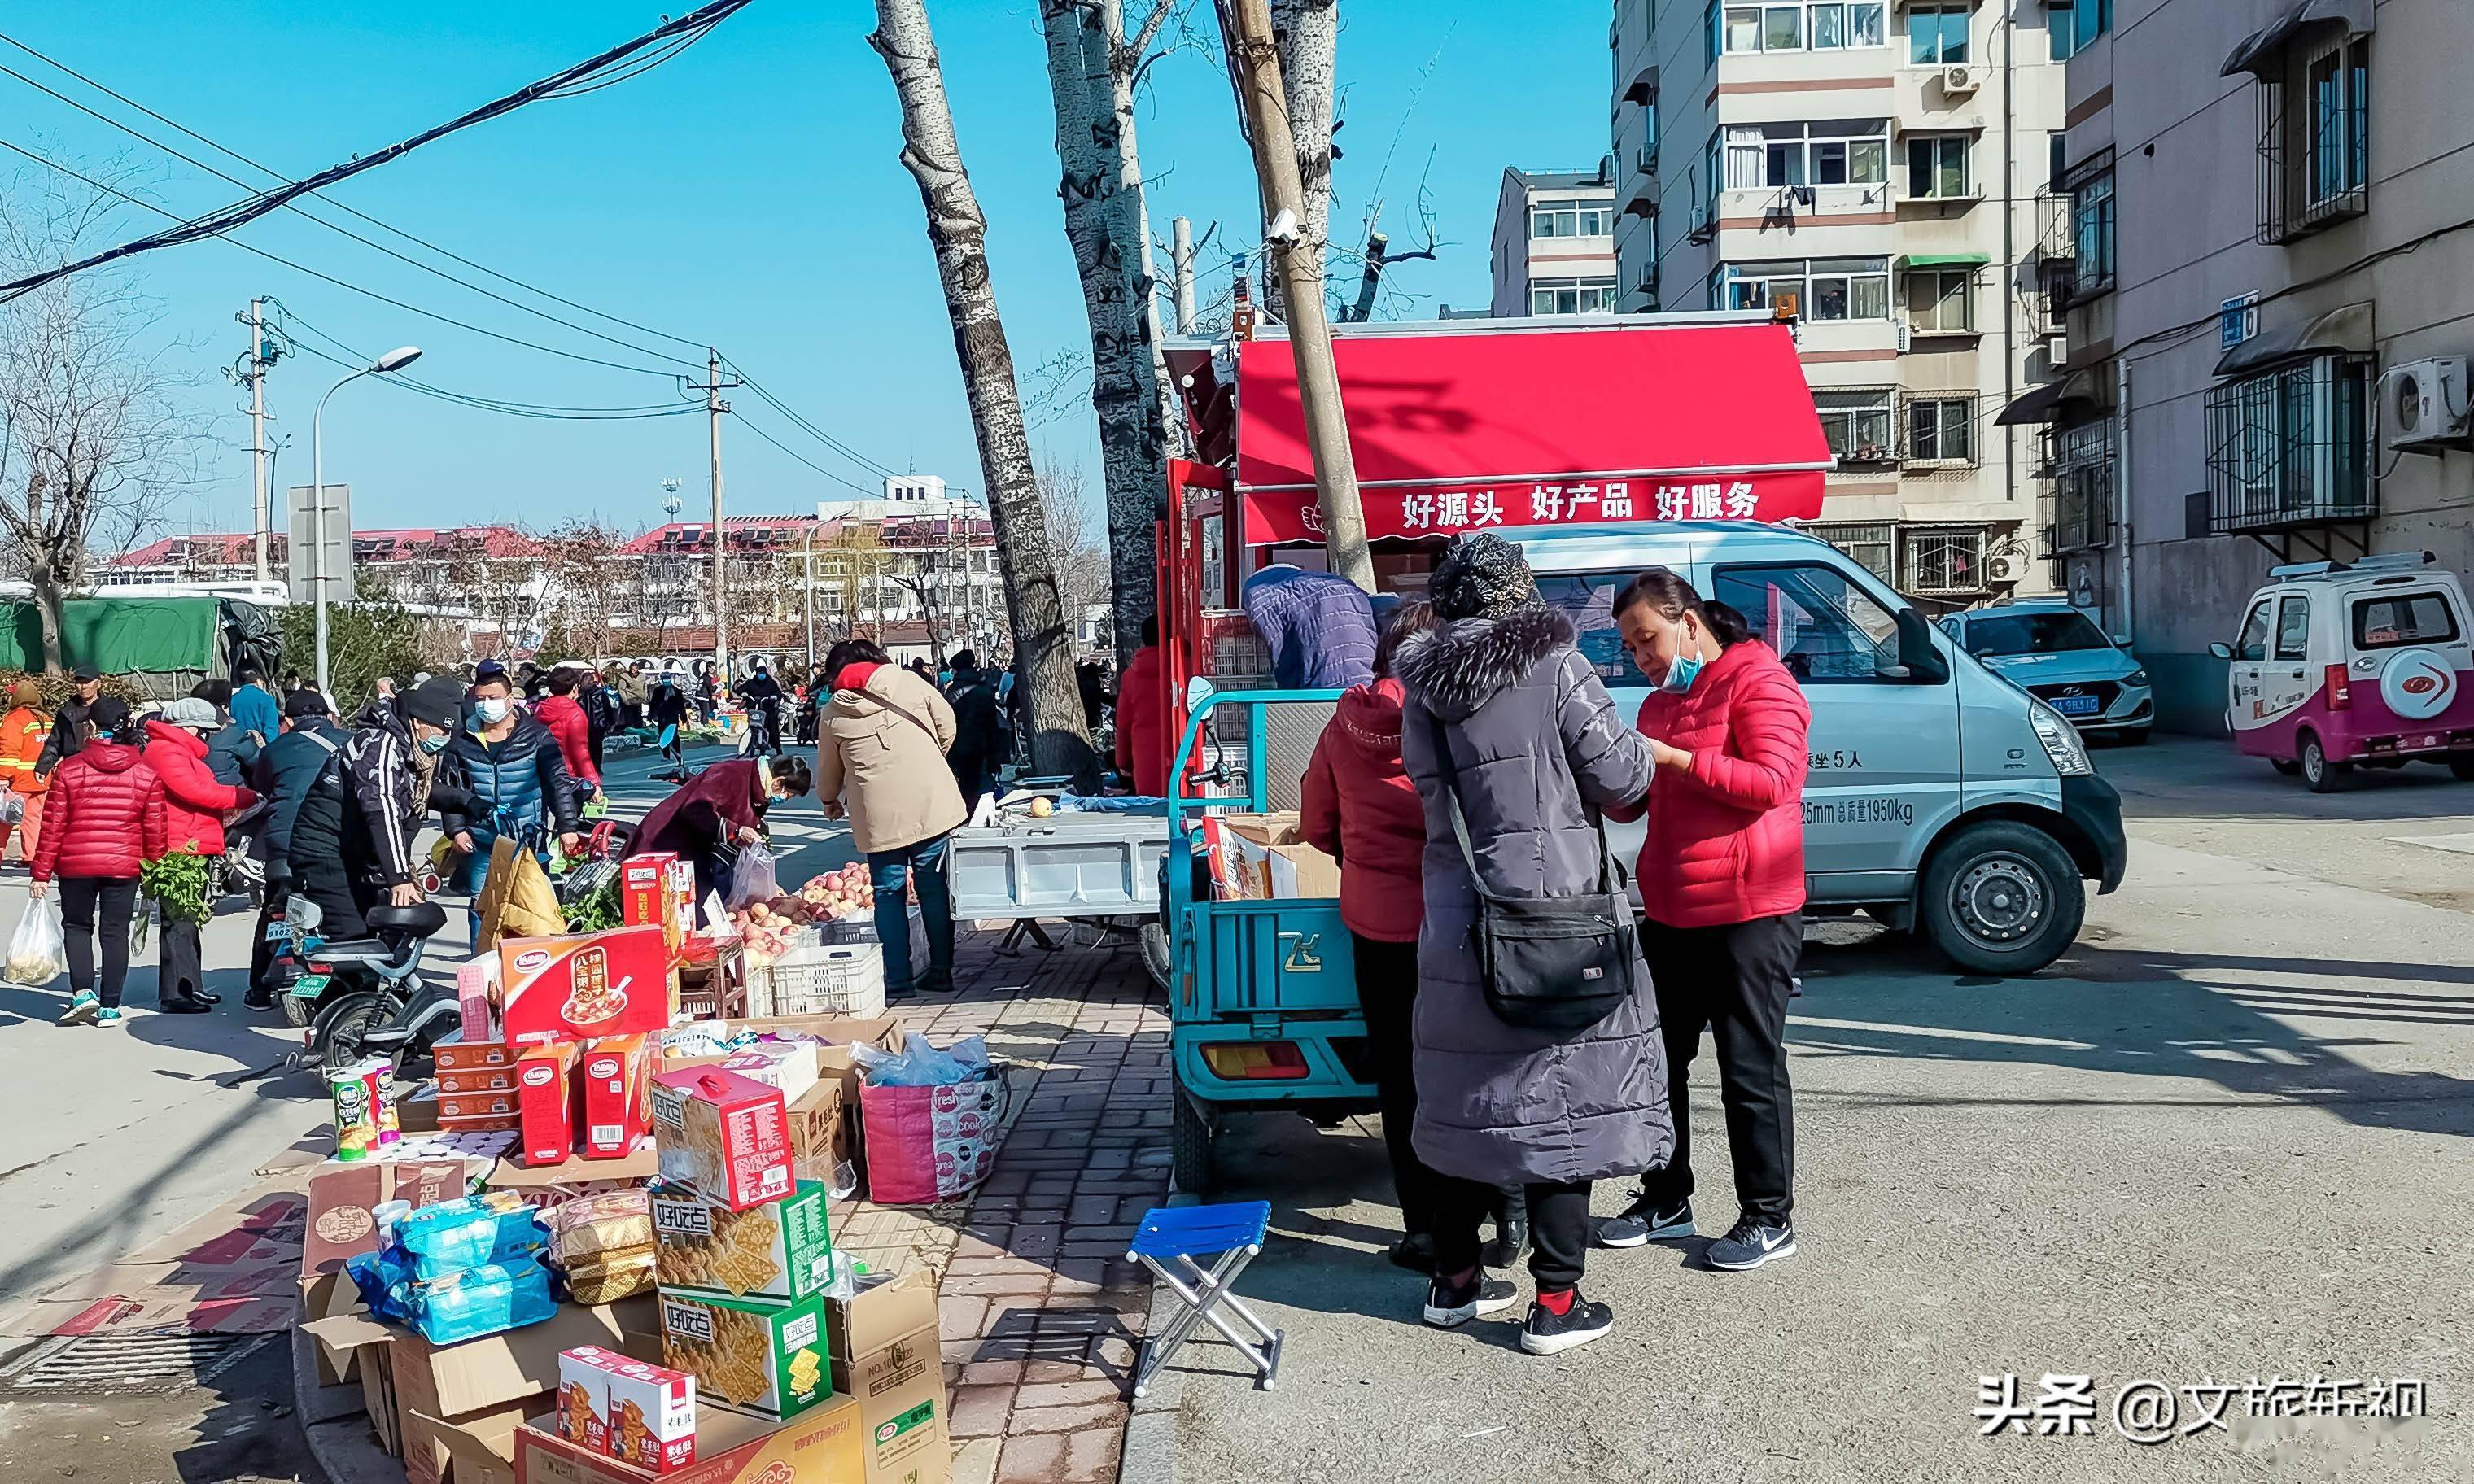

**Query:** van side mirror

left=2207, top=641, right=2234, bottom=661
left=1893, top=608, right=1951, bottom=684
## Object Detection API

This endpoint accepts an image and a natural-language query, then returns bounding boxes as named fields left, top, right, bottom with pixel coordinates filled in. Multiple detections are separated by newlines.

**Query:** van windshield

left=1532, top=574, right=1634, bottom=684
left=1960, top=610, right=2112, bottom=657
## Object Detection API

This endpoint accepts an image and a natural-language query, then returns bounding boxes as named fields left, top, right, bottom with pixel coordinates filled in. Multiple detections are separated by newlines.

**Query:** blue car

left=1940, top=601, right=2154, bottom=742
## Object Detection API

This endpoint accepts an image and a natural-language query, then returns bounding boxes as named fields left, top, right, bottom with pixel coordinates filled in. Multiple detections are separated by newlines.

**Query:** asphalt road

left=1165, top=736, right=2474, bottom=1483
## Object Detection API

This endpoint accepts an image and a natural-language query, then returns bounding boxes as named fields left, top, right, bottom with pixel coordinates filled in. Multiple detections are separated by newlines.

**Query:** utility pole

left=802, top=523, right=818, bottom=675
left=1221, top=0, right=1373, bottom=591
left=1172, top=216, right=1197, bottom=334
left=686, top=351, right=742, bottom=685
left=232, top=299, right=278, bottom=583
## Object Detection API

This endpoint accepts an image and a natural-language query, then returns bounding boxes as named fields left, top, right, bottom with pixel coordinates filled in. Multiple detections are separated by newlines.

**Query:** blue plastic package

left=401, top=1257, right=557, bottom=1344
left=396, top=1197, right=547, bottom=1281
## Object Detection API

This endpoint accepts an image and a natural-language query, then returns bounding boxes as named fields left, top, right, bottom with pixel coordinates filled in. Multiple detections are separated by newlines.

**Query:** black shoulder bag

left=1427, top=714, right=1639, bottom=1032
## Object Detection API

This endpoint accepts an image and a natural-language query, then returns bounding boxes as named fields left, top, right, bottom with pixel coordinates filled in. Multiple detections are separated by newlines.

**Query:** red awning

left=1234, top=320, right=1830, bottom=544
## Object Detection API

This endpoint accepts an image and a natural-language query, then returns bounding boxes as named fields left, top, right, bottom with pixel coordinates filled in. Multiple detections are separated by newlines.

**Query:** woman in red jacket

left=144, top=698, right=261, bottom=1011
left=1598, top=568, right=1810, bottom=1271
left=533, top=669, right=601, bottom=804
left=32, top=697, right=170, bottom=1026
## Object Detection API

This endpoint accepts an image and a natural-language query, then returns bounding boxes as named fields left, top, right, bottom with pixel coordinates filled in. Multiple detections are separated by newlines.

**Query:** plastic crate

left=750, top=942, right=886, bottom=1019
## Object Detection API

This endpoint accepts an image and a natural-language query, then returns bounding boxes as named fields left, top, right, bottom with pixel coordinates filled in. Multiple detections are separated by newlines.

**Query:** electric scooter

left=278, top=897, right=450, bottom=1074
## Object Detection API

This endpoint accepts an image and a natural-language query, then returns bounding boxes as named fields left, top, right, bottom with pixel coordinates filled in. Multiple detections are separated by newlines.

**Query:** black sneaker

left=1387, top=1233, right=1436, bottom=1273
left=1421, top=1272, right=1519, bottom=1329
left=1519, top=1292, right=1615, bottom=1355
left=243, top=987, right=276, bottom=1012
left=1596, top=1197, right=1694, bottom=1249
left=1706, top=1217, right=1795, bottom=1271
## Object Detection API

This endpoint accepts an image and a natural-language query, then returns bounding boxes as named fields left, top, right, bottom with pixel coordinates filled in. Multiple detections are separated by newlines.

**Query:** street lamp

left=311, top=346, right=422, bottom=696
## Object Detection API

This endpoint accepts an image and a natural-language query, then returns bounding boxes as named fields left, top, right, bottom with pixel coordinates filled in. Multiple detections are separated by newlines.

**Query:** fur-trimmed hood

left=1391, top=605, right=1574, bottom=722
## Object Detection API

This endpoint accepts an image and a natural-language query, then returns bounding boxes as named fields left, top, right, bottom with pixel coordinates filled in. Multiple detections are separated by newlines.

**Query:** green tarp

left=0, top=597, right=225, bottom=678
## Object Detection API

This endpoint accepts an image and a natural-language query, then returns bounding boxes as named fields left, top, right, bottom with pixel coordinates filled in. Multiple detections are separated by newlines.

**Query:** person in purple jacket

left=1240, top=564, right=1381, bottom=689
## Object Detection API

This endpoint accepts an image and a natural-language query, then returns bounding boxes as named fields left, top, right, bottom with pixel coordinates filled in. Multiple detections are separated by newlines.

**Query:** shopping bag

left=859, top=1069, right=1008, bottom=1206
left=4, top=897, right=68, bottom=985
left=724, top=840, right=779, bottom=911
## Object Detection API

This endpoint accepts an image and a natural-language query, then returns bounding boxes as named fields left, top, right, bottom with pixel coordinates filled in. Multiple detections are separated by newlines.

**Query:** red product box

left=650, top=1067, right=790, bottom=1211
left=560, top=1344, right=697, bottom=1473
left=517, top=1041, right=583, bottom=1167
left=619, top=853, right=682, bottom=954
left=435, top=1066, right=517, bottom=1095
left=499, top=926, right=670, bottom=1046
left=579, top=1034, right=653, bottom=1159
left=437, top=1090, right=517, bottom=1122
left=433, top=1033, right=514, bottom=1072
left=455, top=952, right=500, bottom=1042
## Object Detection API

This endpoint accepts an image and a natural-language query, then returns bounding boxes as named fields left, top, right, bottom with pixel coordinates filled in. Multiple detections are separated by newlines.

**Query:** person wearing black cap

left=243, top=688, right=347, bottom=1010
left=32, top=664, right=105, bottom=783
left=343, top=676, right=479, bottom=914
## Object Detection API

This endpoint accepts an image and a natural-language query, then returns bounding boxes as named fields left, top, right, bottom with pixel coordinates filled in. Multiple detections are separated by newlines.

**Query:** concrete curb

left=1119, top=1273, right=1187, bottom=1484
left=291, top=1320, right=395, bottom=1484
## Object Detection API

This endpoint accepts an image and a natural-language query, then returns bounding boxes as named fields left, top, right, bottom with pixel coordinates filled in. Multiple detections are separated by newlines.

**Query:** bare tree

left=1039, top=460, right=1111, bottom=626
left=871, top=0, right=1097, bottom=783
left=0, top=165, right=206, bottom=670
left=536, top=517, right=636, bottom=661
left=1257, top=0, right=1338, bottom=320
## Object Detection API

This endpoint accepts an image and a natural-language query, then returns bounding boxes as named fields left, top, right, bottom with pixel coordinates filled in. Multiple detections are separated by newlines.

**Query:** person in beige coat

left=816, top=639, right=965, bottom=997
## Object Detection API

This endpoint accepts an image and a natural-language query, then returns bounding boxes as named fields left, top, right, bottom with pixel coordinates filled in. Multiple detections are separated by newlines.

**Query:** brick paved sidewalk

left=830, top=927, right=1170, bottom=1484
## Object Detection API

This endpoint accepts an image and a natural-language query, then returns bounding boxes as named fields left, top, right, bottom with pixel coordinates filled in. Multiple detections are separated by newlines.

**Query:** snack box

left=649, top=1068, right=789, bottom=1211
left=657, top=1288, right=828, bottom=1421
left=457, top=952, right=501, bottom=1043
left=649, top=1180, right=833, bottom=1304
left=435, top=1032, right=517, bottom=1072
left=618, top=853, right=682, bottom=954
left=512, top=1392, right=863, bottom=1484
left=439, top=1089, right=519, bottom=1123
left=438, top=1110, right=522, bottom=1133
left=580, top=1035, right=653, bottom=1160
left=500, top=926, right=670, bottom=1045
left=518, top=1042, right=583, bottom=1168
left=562, top=1345, right=696, bottom=1473
left=437, top=1065, right=518, bottom=1095
left=714, top=1042, right=818, bottom=1106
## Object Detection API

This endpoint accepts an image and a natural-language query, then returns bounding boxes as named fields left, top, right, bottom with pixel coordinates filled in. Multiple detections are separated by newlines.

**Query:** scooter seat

left=366, top=901, right=450, bottom=936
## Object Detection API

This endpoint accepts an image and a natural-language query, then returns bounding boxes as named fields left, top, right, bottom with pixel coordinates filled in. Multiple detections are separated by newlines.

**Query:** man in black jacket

left=945, top=651, right=1003, bottom=814
left=32, top=665, right=104, bottom=783
left=343, top=676, right=476, bottom=913
left=245, top=689, right=349, bottom=1009
left=738, top=660, right=785, bottom=757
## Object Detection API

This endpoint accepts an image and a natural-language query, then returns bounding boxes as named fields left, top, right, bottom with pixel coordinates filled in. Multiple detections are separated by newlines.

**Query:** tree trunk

left=29, top=554, right=64, bottom=676
left=871, top=0, right=1097, bottom=785
left=1268, top=0, right=1338, bottom=317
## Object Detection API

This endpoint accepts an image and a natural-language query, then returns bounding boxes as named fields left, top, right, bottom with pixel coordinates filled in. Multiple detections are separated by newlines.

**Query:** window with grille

left=1902, top=528, right=1989, bottom=595
left=2203, top=353, right=2371, bottom=532
left=2049, top=417, right=2115, bottom=552
left=2253, top=35, right=2369, bottom=242
left=1905, top=395, right=1977, bottom=464
left=2069, top=169, right=2115, bottom=299
left=1815, top=389, right=1896, bottom=465
left=1803, top=521, right=1895, bottom=583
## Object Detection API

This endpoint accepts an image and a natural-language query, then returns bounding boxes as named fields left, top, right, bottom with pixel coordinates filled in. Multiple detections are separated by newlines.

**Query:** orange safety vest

left=0, top=706, right=51, bottom=791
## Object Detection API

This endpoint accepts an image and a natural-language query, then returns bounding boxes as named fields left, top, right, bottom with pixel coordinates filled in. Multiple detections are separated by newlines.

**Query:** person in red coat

left=144, top=698, right=261, bottom=1011
left=1597, top=568, right=1811, bottom=1270
left=1111, top=618, right=1169, bottom=797
left=533, top=669, right=601, bottom=801
left=31, top=697, right=170, bottom=1025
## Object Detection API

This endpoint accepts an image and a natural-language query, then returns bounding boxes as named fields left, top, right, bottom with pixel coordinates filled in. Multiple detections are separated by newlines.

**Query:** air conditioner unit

left=1987, top=553, right=2030, bottom=583
left=2386, top=356, right=2472, bottom=452
left=1942, top=64, right=1981, bottom=95
left=1895, top=320, right=1912, bottom=353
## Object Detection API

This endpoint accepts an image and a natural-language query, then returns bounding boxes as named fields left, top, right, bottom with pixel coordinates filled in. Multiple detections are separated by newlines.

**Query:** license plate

left=2053, top=695, right=2100, bottom=717
left=264, top=920, right=291, bottom=941
left=289, top=973, right=330, bottom=997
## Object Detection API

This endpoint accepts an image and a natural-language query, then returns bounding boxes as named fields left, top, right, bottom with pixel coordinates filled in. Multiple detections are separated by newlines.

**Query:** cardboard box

left=665, top=1016, right=897, bottom=1106
left=1207, top=812, right=1340, bottom=901
left=649, top=1181, right=833, bottom=1303
left=784, top=1080, right=851, bottom=1193
left=500, top=927, right=671, bottom=1045
left=441, top=1111, right=522, bottom=1134
left=484, top=1143, right=659, bottom=1211
left=302, top=1160, right=473, bottom=1286
left=823, top=1270, right=951, bottom=1484
left=437, top=1033, right=518, bottom=1073
left=518, top=1043, right=583, bottom=1168
left=439, top=1066, right=520, bottom=1095
left=511, top=1393, right=862, bottom=1484
left=442, top=1090, right=520, bottom=1122
left=619, top=853, right=682, bottom=954
left=302, top=1296, right=660, bottom=1424
left=457, top=954, right=503, bottom=1043
left=715, top=1042, right=819, bottom=1105
left=579, top=1036, right=654, bottom=1160
left=413, top=1406, right=521, bottom=1484
left=561, top=1346, right=697, bottom=1473
left=656, top=1288, right=828, bottom=1421
left=650, top=1068, right=790, bottom=1211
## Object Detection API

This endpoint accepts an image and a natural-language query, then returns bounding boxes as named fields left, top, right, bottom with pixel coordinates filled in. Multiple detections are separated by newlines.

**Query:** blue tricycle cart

left=1160, top=688, right=1380, bottom=1192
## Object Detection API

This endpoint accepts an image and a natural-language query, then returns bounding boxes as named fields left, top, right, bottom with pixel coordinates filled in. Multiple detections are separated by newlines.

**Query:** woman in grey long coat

left=1391, top=533, right=1670, bottom=1356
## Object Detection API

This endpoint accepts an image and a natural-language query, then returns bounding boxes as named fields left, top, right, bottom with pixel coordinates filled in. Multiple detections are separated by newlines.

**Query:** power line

left=0, top=136, right=685, bottom=377
left=732, top=415, right=885, bottom=497
left=0, top=28, right=710, bottom=354
left=723, top=359, right=907, bottom=482
left=0, top=0, right=753, bottom=301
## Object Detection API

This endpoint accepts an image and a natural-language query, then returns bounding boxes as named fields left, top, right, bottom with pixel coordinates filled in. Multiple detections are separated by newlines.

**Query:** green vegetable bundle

left=140, top=847, right=216, bottom=927
left=564, top=878, right=622, bottom=933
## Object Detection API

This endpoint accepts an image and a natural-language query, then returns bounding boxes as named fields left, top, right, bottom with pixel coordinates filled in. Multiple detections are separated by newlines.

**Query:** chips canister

left=330, top=1058, right=397, bottom=1161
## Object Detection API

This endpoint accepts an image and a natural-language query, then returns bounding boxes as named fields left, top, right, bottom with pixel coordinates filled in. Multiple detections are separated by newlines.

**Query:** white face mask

left=475, top=696, right=511, bottom=725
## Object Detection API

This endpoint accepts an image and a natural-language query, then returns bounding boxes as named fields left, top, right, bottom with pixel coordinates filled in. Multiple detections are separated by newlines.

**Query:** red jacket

left=1613, top=640, right=1811, bottom=929
left=1113, top=646, right=1171, bottom=797
left=1299, top=679, right=1426, bottom=942
left=33, top=740, right=168, bottom=883
left=143, top=720, right=257, bottom=855
left=533, top=694, right=599, bottom=786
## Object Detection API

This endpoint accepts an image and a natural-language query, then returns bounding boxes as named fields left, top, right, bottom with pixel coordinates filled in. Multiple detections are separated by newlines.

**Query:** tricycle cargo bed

left=947, top=812, right=1170, bottom=922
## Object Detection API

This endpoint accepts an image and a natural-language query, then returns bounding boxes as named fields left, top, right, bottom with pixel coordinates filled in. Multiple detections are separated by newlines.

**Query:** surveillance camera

left=1266, top=207, right=1300, bottom=245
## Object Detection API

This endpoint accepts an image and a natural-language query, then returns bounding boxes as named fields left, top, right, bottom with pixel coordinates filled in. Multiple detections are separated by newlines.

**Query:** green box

left=657, top=1286, right=830, bottom=1420
left=649, top=1179, right=835, bottom=1303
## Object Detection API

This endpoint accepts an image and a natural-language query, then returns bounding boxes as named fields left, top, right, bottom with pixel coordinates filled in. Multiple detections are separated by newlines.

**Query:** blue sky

left=4, top=1, right=1606, bottom=541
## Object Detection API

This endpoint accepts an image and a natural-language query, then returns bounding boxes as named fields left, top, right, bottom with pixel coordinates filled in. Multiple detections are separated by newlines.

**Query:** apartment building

left=1488, top=164, right=1622, bottom=317
left=1611, top=0, right=2071, bottom=605
left=2031, top=0, right=2472, bottom=731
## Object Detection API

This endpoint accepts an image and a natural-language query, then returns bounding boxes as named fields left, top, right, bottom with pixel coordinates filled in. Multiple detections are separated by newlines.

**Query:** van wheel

left=2299, top=731, right=2350, bottom=792
left=1919, top=823, right=2086, bottom=976
left=2450, top=755, right=2474, bottom=782
left=2118, top=727, right=2150, bottom=746
left=1172, top=1095, right=1217, bottom=1195
left=2271, top=758, right=2301, bottom=776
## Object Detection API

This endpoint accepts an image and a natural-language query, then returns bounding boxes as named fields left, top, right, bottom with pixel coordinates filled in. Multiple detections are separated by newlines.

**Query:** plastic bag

left=5, top=897, right=66, bottom=985
left=0, top=789, right=22, bottom=825
left=852, top=1032, right=992, bottom=1088
left=725, top=840, right=779, bottom=911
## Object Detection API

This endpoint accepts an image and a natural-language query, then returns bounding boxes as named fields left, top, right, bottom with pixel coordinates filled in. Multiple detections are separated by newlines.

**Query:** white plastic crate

left=750, top=941, right=886, bottom=1019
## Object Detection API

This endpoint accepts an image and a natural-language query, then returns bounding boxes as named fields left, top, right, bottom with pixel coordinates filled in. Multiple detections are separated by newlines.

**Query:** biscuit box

left=649, top=1068, right=789, bottom=1211
left=579, top=1035, right=653, bottom=1159
left=557, top=1347, right=613, bottom=1454
left=439, top=1089, right=519, bottom=1123
left=656, top=1289, right=828, bottom=1421
left=561, top=1344, right=696, bottom=1473
left=649, top=1180, right=833, bottom=1304
left=518, top=1042, right=583, bottom=1167
left=435, top=1032, right=516, bottom=1072
left=500, top=926, right=670, bottom=1046
left=437, top=1065, right=518, bottom=1095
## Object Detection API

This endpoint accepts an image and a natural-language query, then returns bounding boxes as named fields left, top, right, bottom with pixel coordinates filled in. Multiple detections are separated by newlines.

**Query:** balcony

left=2204, top=353, right=2375, bottom=552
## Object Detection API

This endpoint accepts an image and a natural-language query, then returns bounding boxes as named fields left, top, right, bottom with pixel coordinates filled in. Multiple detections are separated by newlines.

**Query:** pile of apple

left=798, top=863, right=877, bottom=919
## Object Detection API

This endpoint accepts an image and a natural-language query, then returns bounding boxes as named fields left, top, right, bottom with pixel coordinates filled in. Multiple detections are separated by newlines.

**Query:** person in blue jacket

left=439, top=669, right=579, bottom=935
left=229, top=666, right=281, bottom=745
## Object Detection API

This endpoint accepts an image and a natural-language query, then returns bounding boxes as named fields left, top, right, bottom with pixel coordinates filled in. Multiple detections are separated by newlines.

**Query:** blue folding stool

left=1126, top=1201, right=1282, bottom=1397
